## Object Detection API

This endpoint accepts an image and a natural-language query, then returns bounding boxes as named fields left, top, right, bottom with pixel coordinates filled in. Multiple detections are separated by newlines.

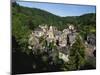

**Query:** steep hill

left=12, top=2, right=96, bottom=53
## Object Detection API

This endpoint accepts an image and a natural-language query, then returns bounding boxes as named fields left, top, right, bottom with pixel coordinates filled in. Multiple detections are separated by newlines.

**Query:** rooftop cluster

left=28, top=24, right=77, bottom=62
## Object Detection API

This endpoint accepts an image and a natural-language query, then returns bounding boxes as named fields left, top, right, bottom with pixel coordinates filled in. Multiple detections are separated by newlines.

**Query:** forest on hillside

left=12, top=2, right=96, bottom=74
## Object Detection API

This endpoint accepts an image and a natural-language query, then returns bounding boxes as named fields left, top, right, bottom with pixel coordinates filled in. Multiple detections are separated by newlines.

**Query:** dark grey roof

left=87, top=34, right=96, bottom=46
left=59, top=47, right=69, bottom=55
left=54, top=31, right=62, bottom=36
left=34, top=28, right=43, bottom=31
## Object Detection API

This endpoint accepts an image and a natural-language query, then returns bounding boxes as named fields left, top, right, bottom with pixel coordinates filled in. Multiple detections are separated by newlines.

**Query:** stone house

left=34, top=28, right=44, bottom=38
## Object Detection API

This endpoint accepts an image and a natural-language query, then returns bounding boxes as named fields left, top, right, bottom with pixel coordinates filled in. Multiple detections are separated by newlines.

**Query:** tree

left=64, top=35, right=85, bottom=70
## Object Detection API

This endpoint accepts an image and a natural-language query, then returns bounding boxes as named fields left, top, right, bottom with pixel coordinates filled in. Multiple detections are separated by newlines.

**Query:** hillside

left=12, top=2, right=96, bottom=54
left=12, top=2, right=96, bottom=74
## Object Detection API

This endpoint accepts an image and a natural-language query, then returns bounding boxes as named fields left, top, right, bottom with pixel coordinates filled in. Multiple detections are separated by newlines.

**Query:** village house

left=34, top=27, right=44, bottom=38
left=28, top=24, right=77, bottom=62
